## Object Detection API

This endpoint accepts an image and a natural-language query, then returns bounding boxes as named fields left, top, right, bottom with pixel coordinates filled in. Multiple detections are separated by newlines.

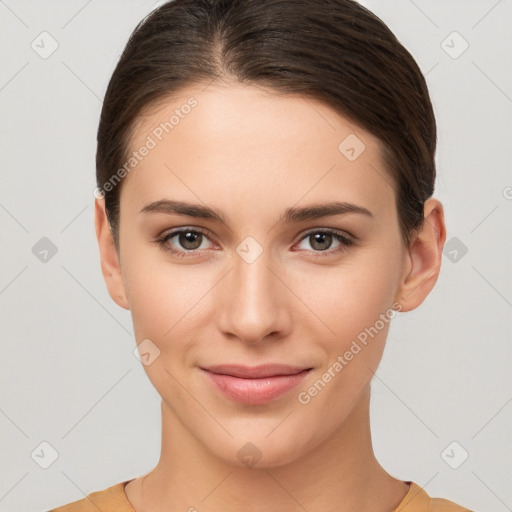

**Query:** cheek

left=122, top=248, right=213, bottom=348
left=296, top=253, right=400, bottom=347
left=342, top=271, right=396, bottom=339
left=295, top=265, right=398, bottom=413
left=122, top=254, right=213, bottom=398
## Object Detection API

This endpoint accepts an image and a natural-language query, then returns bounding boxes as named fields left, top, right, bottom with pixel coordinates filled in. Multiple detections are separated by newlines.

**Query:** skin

left=95, top=80, right=446, bottom=512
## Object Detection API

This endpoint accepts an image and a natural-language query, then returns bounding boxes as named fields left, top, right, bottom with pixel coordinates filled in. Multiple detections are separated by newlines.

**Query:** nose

left=216, top=246, right=292, bottom=344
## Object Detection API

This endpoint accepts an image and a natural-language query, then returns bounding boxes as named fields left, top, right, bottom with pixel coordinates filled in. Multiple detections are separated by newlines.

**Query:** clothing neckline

left=116, top=479, right=430, bottom=512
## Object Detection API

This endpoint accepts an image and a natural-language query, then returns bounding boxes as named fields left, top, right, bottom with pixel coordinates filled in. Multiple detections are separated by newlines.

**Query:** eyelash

left=156, top=227, right=356, bottom=259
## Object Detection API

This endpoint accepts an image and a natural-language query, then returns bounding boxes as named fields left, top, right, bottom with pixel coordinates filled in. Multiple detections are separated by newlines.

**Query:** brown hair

left=96, top=0, right=436, bottom=250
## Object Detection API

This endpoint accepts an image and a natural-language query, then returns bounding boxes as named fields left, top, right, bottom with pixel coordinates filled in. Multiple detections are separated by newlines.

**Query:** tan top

left=48, top=479, right=473, bottom=511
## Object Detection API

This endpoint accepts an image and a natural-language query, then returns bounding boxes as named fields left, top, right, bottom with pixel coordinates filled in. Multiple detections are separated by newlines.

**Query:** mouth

left=200, top=364, right=313, bottom=404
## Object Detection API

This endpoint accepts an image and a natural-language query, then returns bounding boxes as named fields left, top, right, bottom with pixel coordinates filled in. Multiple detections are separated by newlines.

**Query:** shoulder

left=430, top=496, right=473, bottom=512
left=47, top=480, right=134, bottom=512
left=396, top=482, right=474, bottom=512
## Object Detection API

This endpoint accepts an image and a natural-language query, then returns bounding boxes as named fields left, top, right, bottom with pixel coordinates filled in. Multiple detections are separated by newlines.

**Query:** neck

left=129, top=386, right=409, bottom=512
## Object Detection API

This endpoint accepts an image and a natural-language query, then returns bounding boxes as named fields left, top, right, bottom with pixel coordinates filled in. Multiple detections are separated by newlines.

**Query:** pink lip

left=200, top=364, right=312, bottom=404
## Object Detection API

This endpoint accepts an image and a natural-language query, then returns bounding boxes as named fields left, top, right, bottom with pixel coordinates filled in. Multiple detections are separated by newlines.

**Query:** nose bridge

left=218, top=241, right=287, bottom=342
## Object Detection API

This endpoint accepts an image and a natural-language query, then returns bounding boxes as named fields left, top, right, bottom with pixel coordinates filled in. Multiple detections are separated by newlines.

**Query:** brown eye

left=157, top=227, right=213, bottom=256
left=176, top=230, right=203, bottom=250
left=309, top=232, right=333, bottom=251
left=295, top=229, right=355, bottom=255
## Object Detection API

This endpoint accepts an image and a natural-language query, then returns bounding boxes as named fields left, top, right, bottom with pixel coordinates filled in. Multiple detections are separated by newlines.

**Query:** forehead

left=121, top=82, right=396, bottom=220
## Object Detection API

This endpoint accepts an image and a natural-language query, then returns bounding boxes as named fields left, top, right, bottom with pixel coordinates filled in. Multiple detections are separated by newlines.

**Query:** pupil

left=181, top=231, right=201, bottom=249
left=312, top=233, right=331, bottom=250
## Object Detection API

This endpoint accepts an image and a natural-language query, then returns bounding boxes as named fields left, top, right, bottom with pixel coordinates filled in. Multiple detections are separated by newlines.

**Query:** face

left=96, top=81, right=436, bottom=469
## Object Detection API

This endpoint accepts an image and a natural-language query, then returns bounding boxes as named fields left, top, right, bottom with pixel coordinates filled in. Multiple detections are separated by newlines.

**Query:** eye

left=156, top=227, right=214, bottom=257
left=294, top=228, right=355, bottom=256
left=156, top=226, right=356, bottom=258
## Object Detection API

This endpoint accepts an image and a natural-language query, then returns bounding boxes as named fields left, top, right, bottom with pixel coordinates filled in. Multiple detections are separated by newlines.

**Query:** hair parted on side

left=96, top=0, right=437, bottom=251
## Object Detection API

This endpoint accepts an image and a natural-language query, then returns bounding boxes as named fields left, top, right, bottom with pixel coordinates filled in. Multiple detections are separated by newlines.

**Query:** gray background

left=1, top=1, right=511, bottom=511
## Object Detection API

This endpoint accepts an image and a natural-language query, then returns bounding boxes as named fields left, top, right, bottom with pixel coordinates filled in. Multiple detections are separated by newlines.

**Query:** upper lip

left=201, top=364, right=311, bottom=378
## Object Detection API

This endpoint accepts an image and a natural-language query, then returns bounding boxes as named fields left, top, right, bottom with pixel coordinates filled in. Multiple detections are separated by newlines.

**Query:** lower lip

left=202, top=369, right=312, bottom=405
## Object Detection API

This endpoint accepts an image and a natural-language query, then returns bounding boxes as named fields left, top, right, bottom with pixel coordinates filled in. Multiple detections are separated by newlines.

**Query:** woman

left=50, top=0, right=473, bottom=510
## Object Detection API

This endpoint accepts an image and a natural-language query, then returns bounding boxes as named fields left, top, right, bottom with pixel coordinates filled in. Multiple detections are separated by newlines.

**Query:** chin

left=207, top=431, right=312, bottom=470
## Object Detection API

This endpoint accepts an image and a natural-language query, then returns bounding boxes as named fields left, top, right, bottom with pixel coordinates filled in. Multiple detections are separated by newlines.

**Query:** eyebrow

left=138, top=199, right=373, bottom=225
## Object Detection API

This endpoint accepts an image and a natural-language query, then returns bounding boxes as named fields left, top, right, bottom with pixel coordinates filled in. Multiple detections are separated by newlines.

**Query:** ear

left=94, top=197, right=130, bottom=310
left=394, top=198, right=447, bottom=312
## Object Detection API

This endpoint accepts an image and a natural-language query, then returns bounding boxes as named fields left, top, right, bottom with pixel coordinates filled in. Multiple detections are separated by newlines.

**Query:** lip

left=200, top=364, right=313, bottom=405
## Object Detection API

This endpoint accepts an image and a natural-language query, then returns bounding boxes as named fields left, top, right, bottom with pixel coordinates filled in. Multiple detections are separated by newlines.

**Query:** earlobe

left=94, top=197, right=130, bottom=310
left=394, top=198, right=447, bottom=312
